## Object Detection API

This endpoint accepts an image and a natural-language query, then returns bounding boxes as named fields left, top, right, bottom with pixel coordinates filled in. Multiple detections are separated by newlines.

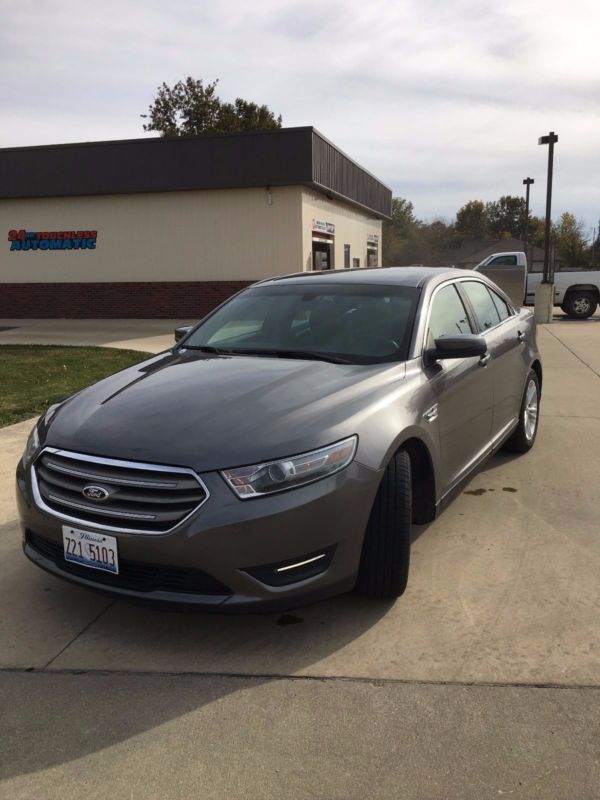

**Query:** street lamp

left=535, top=132, right=558, bottom=323
left=522, top=177, right=534, bottom=263
left=538, top=132, right=558, bottom=283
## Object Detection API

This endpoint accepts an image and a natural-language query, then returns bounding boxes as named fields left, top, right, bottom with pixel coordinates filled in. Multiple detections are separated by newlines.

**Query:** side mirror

left=174, top=325, right=192, bottom=344
left=425, top=334, right=487, bottom=363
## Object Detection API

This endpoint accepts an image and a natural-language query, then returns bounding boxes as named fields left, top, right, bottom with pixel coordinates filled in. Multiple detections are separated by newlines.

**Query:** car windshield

left=182, top=283, right=420, bottom=364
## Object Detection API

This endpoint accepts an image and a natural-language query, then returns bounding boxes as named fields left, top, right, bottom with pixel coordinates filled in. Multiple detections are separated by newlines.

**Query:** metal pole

left=523, top=177, right=534, bottom=262
left=539, top=132, right=558, bottom=284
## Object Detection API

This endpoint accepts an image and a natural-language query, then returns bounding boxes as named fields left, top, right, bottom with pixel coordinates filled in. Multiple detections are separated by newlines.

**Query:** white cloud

left=1, top=0, right=599, bottom=228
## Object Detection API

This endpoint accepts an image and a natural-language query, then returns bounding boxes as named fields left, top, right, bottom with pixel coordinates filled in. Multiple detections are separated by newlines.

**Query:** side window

left=489, top=288, right=511, bottom=321
left=488, top=255, right=518, bottom=266
left=462, top=282, right=501, bottom=330
left=428, top=284, right=473, bottom=343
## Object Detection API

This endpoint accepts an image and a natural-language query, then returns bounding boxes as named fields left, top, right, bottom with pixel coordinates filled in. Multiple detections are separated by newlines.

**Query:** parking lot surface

left=1, top=316, right=599, bottom=798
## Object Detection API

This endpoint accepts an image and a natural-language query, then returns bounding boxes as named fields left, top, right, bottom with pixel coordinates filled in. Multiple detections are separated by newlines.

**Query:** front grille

left=26, top=531, right=232, bottom=596
left=33, top=449, right=208, bottom=533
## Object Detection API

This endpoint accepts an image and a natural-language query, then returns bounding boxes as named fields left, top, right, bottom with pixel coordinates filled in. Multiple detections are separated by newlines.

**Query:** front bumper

left=16, top=457, right=381, bottom=612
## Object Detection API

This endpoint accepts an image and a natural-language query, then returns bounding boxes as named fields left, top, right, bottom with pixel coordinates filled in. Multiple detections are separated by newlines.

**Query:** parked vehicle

left=17, top=267, right=542, bottom=611
left=474, top=251, right=600, bottom=318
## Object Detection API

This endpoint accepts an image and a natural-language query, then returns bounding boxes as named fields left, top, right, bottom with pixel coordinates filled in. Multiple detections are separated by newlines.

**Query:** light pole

left=522, top=177, right=534, bottom=262
left=536, top=132, right=558, bottom=323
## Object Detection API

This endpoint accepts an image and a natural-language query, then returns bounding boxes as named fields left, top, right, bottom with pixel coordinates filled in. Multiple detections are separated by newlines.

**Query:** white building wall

left=300, top=189, right=383, bottom=270
left=1, top=186, right=305, bottom=283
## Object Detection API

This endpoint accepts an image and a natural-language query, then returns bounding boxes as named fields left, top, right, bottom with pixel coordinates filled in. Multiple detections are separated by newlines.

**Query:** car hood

left=44, top=351, right=406, bottom=472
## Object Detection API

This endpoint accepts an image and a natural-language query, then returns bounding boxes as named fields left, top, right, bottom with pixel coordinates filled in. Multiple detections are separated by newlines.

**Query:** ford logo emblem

left=82, top=485, right=110, bottom=501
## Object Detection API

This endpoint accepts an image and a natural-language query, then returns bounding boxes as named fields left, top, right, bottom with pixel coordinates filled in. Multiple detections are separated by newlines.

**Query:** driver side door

left=424, top=282, right=494, bottom=493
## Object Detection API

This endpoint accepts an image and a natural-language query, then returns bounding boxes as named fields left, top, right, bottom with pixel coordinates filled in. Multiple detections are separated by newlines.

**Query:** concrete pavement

left=1, top=316, right=599, bottom=798
left=2, top=672, right=598, bottom=800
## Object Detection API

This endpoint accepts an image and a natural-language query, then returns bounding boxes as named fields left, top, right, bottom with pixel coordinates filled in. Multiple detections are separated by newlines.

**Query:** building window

left=344, top=244, right=350, bottom=268
left=353, top=257, right=360, bottom=268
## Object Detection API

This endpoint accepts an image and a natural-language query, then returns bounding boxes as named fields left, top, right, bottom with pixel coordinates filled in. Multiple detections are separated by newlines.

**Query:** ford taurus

left=16, top=267, right=542, bottom=611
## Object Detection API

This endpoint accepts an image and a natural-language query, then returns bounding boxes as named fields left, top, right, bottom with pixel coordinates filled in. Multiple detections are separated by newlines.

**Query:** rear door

left=459, top=280, right=525, bottom=442
left=424, top=282, right=494, bottom=492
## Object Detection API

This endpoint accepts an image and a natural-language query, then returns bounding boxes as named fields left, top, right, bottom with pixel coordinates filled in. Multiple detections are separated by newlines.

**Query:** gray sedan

left=17, top=267, right=541, bottom=611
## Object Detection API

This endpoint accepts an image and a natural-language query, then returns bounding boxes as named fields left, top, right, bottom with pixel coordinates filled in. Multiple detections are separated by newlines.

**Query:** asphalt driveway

left=1, top=316, right=599, bottom=799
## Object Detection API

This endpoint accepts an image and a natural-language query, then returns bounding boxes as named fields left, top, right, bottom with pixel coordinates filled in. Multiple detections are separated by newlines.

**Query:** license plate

left=62, top=526, right=119, bottom=574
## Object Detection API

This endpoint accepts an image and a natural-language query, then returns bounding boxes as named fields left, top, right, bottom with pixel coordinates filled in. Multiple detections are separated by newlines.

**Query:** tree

left=389, top=198, right=417, bottom=238
left=455, top=200, right=488, bottom=239
left=555, top=212, right=588, bottom=267
left=528, top=215, right=547, bottom=248
left=141, top=77, right=282, bottom=137
left=485, top=195, right=526, bottom=238
left=382, top=198, right=419, bottom=265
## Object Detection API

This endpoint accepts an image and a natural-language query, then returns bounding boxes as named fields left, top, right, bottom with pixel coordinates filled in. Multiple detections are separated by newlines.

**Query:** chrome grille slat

left=32, top=448, right=209, bottom=534
left=46, top=494, right=157, bottom=520
left=36, top=466, right=201, bottom=505
left=43, top=459, right=179, bottom=489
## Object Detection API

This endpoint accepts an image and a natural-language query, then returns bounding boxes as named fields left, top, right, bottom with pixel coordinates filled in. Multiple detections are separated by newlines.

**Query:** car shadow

left=410, top=448, right=523, bottom=546
left=1, top=516, right=393, bottom=781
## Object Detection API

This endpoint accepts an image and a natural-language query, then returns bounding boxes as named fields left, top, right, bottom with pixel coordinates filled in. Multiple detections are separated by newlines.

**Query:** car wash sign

left=8, top=229, right=98, bottom=251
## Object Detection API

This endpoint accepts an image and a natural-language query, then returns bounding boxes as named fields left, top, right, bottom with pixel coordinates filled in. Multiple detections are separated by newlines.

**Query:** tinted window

left=489, top=289, right=511, bottom=321
left=428, top=284, right=473, bottom=342
left=184, top=283, right=420, bottom=364
left=488, top=255, right=517, bottom=266
left=462, top=282, right=501, bottom=330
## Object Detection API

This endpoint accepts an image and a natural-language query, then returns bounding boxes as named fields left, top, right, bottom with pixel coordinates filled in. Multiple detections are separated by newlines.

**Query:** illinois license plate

left=62, top=526, right=119, bottom=574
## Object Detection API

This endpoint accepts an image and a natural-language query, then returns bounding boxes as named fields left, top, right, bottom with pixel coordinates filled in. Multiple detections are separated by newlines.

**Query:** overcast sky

left=2, top=0, right=599, bottom=232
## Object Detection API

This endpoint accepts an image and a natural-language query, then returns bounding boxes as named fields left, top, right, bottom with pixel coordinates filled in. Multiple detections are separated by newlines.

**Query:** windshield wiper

left=225, top=348, right=353, bottom=364
left=183, top=345, right=226, bottom=354
left=183, top=344, right=352, bottom=364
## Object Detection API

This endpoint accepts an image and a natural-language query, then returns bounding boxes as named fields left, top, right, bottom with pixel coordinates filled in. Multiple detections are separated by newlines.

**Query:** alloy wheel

left=524, top=379, right=538, bottom=441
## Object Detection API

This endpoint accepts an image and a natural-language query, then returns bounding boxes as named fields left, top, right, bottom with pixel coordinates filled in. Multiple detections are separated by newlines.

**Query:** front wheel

left=355, top=449, right=412, bottom=599
left=504, top=370, right=540, bottom=453
left=564, top=292, right=597, bottom=319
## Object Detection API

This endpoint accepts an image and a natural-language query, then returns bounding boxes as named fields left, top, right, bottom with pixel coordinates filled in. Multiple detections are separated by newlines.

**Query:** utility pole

left=535, top=132, right=558, bottom=323
left=523, top=177, right=534, bottom=263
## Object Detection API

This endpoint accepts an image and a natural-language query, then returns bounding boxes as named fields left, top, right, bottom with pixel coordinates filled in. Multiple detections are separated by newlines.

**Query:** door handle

left=517, top=330, right=526, bottom=342
left=478, top=353, right=491, bottom=367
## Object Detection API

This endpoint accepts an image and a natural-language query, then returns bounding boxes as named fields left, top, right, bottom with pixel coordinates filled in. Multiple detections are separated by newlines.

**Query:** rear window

left=462, top=281, right=501, bottom=331
left=488, top=255, right=518, bottom=266
left=489, top=289, right=511, bottom=321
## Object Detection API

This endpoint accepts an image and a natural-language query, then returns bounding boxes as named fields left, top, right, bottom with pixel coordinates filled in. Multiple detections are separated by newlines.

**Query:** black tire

left=355, top=449, right=412, bottom=599
left=504, top=369, right=540, bottom=454
left=563, top=292, right=597, bottom=319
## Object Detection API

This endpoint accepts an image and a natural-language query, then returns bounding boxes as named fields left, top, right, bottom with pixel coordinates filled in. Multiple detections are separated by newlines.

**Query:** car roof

left=258, top=266, right=474, bottom=289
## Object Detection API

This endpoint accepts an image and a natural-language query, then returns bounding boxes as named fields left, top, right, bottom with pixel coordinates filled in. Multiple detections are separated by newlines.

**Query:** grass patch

left=0, top=345, right=152, bottom=427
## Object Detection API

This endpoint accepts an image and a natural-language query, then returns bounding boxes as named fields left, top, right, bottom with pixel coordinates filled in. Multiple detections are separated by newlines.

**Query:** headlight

left=221, top=436, right=358, bottom=499
left=22, top=424, right=41, bottom=469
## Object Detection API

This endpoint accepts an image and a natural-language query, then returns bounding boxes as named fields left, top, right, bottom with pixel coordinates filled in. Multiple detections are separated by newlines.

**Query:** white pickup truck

left=474, top=251, right=600, bottom=318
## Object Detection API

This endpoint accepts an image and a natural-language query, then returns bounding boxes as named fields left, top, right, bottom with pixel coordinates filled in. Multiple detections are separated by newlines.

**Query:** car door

left=459, top=280, right=525, bottom=442
left=424, top=281, right=494, bottom=493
